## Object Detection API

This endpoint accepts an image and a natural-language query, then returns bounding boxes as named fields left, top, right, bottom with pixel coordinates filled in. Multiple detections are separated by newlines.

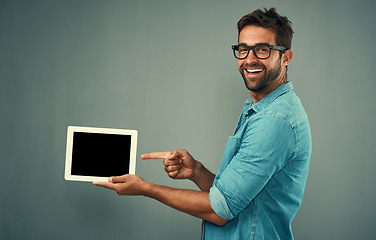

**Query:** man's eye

left=255, top=47, right=268, bottom=52
left=239, top=48, right=248, bottom=53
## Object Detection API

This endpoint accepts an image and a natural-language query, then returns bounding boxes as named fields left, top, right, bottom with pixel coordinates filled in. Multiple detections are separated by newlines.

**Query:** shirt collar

left=246, top=81, right=293, bottom=114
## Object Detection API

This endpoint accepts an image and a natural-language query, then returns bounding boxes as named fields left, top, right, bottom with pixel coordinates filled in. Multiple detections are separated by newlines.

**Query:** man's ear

left=282, top=49, right=293, bottom=67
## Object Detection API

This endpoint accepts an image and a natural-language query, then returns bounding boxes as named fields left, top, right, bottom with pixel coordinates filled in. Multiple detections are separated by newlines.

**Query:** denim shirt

left=203, top=82, right=312, bottom=240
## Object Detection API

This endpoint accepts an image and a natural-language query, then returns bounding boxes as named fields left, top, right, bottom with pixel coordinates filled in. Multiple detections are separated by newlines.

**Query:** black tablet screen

left=71, top=132, right=131, bottom=177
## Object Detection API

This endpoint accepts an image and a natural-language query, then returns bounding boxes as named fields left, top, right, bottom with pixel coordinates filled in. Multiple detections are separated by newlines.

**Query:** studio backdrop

left=1, top=0, right=375, bottom=239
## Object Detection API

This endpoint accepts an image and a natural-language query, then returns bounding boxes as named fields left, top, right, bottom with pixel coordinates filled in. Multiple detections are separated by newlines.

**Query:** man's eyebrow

left=238, top=42, right=271, bottom=46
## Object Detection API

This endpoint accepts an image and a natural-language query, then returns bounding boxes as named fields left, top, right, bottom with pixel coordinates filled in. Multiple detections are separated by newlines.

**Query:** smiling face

left=238, top=25, right=292, bottom=102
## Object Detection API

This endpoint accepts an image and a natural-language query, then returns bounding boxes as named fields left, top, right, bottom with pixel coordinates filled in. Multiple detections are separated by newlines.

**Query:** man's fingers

left=163, top=158, right=182, bottom=167
left=93, top=181, right=116, bottom=190
left=167, top=170, right=179, bottom=178
left=169, top=149, right=189, bottom=160
left=165, top=164, right=182, bottom=173
left=109, top=175, right=127, bottom=183
left=141, top=152, right=171, bottom=160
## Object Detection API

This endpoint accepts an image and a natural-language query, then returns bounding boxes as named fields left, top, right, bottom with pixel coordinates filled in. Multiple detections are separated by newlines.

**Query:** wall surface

left=1, top=0, right=376, bottom=239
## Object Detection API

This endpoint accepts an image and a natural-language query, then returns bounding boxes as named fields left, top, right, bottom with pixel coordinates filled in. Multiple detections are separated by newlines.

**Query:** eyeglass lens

left=235, top=45, right=270, bottom=59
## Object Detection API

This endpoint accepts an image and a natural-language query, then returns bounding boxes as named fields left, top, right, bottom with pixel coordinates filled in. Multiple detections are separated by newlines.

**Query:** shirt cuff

left=209, top=185, right=234, bottom=220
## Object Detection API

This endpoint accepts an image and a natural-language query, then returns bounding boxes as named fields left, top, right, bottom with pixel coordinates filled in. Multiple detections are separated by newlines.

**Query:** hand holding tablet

left=93, top=174, right=147, bottom=195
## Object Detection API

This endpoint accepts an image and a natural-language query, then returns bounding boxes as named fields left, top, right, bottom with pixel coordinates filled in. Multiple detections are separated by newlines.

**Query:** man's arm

left=141, top=150, right=215, bottom=192
left=93, top=174, right=227, bottom=226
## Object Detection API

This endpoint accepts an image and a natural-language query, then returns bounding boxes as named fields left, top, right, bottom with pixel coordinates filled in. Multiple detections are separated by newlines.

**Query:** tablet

left=64, top=126, right=138, bottom=182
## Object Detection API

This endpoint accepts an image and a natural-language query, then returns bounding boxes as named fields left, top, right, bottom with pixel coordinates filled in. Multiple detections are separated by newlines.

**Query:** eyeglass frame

left=231, top=43, right=287, bottom=60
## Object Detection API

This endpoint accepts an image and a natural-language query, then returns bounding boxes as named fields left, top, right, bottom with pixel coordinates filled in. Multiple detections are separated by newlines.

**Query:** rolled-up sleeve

left=209, top=185, right=234, bottom=220
left=209, top=113, right=296, bottom=220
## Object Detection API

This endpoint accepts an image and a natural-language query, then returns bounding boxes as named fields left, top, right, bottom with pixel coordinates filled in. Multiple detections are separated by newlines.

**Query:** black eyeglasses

left=231, top=43, right=287, bottom=60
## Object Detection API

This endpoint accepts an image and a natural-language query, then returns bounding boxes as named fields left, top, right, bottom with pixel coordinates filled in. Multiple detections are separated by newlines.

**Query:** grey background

left=1, top=0, right=375, bottom=239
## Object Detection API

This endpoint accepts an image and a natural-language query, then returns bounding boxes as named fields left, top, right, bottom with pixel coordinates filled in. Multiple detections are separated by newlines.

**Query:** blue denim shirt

left=203, top=82, right=311, bottom=240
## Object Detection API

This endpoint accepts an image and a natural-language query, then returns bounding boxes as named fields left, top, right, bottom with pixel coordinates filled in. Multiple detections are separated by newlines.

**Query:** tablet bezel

left=64, top=126, right=138, bottom=182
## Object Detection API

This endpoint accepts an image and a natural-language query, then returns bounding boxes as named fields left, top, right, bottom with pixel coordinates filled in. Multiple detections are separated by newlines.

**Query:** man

left=94, top=8, right=311, bottom=239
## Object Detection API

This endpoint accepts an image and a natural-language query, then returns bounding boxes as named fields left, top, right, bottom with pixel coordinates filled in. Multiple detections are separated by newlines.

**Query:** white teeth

left=246, top=68, right=263, bottom=73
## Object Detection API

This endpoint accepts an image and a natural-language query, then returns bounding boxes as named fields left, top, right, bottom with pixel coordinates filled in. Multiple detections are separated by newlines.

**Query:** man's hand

left=93, top=174, right=147, bottom=196
left=141, top=149, right=198, bottom=181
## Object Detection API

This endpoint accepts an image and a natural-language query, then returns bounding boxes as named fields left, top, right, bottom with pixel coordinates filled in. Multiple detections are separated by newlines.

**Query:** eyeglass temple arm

left=272, top=45, right=287, bottom=51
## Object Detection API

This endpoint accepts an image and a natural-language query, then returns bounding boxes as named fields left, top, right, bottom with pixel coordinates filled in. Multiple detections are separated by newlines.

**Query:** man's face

left=238, top=25, right=284, bottom=92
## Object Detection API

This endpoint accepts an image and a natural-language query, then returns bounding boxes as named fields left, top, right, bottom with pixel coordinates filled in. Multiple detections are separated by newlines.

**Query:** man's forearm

left=190, top=161, right=216, bottom=192
left=142, top=180, right=227, bottom=226
left=93, top=172, right=226, bottom=225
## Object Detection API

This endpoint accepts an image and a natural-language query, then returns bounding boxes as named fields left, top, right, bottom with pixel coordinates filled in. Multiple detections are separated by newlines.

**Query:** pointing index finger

left=141, top=152, right=171, bottom=160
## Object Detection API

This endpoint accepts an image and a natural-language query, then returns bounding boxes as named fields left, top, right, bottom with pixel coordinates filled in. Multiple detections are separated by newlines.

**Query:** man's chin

left=246, top=85, right=266, bottom=92
left=242, top=77, right=265, bottom=92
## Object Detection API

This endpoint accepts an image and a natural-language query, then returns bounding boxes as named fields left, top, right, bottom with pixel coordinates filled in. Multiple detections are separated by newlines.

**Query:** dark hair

left=237, top=8, right=293, bottom=49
